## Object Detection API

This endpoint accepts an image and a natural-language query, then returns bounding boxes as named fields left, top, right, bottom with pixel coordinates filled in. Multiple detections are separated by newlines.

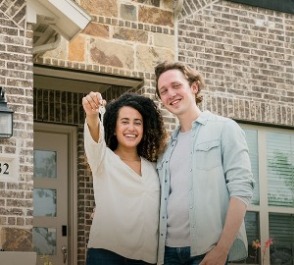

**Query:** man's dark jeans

left=86, top=248, right=155, bottom=265
left=164, top=246, right=228, bottom=265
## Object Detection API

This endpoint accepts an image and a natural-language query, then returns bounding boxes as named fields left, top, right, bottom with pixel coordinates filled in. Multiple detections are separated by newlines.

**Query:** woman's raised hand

left=82, top=92, right=106, bottom=141
left=82, top=91, right=105, bottom=117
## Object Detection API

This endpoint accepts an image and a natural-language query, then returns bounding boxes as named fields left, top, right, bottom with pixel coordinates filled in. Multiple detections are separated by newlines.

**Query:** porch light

left=0, top=87, right=14, bottom=138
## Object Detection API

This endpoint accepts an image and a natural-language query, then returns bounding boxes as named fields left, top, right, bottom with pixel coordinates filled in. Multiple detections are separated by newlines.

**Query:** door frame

left=34, top=122, right=78, bottom=265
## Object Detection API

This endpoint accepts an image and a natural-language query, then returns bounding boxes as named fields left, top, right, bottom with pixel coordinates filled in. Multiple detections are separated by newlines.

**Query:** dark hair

left=154, top=61, right=205, bottom=104
left=103, top=93, right=167, bottom=162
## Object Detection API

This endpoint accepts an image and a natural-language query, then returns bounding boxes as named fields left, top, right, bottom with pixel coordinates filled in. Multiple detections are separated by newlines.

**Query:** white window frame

left=240, top=123, right=294, bottom=264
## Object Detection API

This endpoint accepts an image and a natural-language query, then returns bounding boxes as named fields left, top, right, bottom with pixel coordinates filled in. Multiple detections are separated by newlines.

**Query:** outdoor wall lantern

left=0, top=87, right=14, bottom=138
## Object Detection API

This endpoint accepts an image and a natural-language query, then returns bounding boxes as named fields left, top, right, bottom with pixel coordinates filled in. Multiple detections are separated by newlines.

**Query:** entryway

left=33, top=123, right=77, bottom=265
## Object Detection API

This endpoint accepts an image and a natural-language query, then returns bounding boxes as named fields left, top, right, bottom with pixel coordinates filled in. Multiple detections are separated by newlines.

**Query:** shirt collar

left=171, top=110, right=212, bottom=141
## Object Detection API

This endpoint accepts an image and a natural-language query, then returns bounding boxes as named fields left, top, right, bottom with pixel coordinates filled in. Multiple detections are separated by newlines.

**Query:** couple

left=82, top=61, right=255, bottom=265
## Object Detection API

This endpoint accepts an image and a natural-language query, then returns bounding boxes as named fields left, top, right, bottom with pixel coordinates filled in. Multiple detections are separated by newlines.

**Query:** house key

left=99, top=103, right=106, bottom=124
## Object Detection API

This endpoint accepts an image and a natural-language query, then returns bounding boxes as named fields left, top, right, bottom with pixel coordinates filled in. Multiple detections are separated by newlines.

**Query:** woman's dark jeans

left=86, top=248, right=156, bottom=265
left=164, top=246, right=228, bottom=265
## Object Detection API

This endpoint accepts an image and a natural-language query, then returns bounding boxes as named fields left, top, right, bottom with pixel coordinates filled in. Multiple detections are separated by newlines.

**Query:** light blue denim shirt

left=157, top=111, right=254, bottom=264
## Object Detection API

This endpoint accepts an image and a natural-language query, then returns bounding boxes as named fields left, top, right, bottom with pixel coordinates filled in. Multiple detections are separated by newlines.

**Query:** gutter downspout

left=174, top=0, right=184, bottom=17
left=33, top=32, right=61, bottom=55
left=173, top=0, right=184, bottom=60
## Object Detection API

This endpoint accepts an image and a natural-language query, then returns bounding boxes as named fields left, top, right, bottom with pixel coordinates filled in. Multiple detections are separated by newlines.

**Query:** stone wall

left=0, top=0, right=34, bottom=251
left=35, top=1, right=176, bottom=86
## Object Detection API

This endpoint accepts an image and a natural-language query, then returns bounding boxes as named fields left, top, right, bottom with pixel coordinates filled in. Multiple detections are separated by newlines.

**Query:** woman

left=82, top=92, right=167, bottom=265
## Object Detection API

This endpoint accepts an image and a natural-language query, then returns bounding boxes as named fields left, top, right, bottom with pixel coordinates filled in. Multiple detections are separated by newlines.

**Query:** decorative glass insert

left=33, top=188, right=57, bottom=217
left=32, top=227, right=56, bottom=255
left=267, top=132, right=294, bottom=207
left=243, top=129, right=260, bottom=205
left=269, top=213, right=294, bottom=265
left=34, top=150, right=57, bottom=178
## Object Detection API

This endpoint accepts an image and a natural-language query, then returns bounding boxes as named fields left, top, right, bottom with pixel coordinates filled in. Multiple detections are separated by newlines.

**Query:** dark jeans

left=164, top=246, right=228, bottom=265
left=86, top=248, right=156, bottom=265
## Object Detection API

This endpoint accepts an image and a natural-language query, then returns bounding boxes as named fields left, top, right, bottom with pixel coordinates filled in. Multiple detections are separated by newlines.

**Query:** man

left=155, top=61, right=255, bottom=265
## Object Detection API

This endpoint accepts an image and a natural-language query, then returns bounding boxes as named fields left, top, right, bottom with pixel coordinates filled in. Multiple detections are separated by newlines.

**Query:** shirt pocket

left=194, top=140, right=222, bottom=170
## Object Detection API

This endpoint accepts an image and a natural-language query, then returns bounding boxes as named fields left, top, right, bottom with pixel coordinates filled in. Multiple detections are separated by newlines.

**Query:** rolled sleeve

left=221, top=119, right=255, bottom=200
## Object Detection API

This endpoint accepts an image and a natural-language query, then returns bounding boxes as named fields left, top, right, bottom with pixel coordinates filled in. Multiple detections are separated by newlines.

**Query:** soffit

left=27, top=0, right=91, bottom=47
left=34, top=65, right=144, bottom=94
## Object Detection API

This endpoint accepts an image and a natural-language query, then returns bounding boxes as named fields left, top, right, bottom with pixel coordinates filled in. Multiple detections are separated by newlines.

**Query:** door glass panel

left=33, top=188, right=57, bottom=217
left=34, top=150, right=57, bottom=178
left=33, top=227, right=56, bottom=255
left=34, top=129, right=69, bottom=265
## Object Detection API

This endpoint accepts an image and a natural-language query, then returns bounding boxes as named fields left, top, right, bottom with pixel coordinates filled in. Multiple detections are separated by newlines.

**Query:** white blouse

left=84, top=122, right=160, bottom=263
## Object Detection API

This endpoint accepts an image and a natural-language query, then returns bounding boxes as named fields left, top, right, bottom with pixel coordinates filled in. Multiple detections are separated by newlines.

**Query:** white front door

left=33, top=124, right=77, bottom=265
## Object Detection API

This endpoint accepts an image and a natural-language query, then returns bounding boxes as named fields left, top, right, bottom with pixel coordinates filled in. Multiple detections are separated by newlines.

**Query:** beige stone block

left=136, top=45, right=174, bottom=73
left=154, top=33, right=175, bottom=49
left=68, top=35, right=86, bottom=62
left=139, top=6, right=173, bottom=27
left=161, top=0, right=174, bottom=10
left=0, top=227, right=32, bottom=251
left=0, top=252, right=36, bottom=265
left=113, top=28, right=148, bottom=43
left=83, top=23, right=109, bottom=38
left=89, top=39, right=134, bottom=69
left=120, top=4, right=137, bottom=21
left=80, top=0, right=118, bottom=17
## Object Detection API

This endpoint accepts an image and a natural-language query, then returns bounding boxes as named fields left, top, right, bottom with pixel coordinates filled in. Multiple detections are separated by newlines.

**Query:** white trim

left=34, top=123, right=78, bottom=265
left=0, top=252, right=36, bottom=265
left=34, top=65, right=143, bottom=93
left=241, top=123, right=294, bottom=265
left=27, top=0, right=91, bottom=40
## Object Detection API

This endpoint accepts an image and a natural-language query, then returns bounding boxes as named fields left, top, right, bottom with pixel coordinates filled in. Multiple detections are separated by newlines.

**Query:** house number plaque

left=0, top=162, right=9, bottom=176
left=0, top=156, right=16, bottom=179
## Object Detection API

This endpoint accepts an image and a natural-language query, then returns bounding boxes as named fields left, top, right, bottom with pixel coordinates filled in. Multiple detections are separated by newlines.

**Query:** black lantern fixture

left=0, top=87, right=14, bottom=138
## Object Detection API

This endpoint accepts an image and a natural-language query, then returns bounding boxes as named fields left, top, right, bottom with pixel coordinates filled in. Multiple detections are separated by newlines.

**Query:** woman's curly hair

left=103, top=93, right=167, bottom=162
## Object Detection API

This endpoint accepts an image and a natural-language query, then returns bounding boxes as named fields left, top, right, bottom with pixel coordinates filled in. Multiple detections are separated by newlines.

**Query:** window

left=241, top=124, right=294, bottom=265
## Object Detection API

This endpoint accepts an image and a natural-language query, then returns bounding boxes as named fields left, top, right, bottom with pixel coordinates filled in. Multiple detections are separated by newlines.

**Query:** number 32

left=0, top=163, right=9, bottom=175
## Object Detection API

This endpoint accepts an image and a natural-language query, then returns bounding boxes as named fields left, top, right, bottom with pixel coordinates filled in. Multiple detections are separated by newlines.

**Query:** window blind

left=267, top=133, right=294, bottom=207
left=269, top=213, right=294, bottom=265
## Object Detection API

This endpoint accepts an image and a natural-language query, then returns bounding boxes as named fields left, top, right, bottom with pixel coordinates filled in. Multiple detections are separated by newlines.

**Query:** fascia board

left=27, top=0, right=91, bottom=40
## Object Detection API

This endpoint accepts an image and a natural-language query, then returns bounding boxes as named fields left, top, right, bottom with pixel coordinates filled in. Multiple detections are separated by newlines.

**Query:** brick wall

left=177, top=0, right=294, bottom=126
left=0, top=0, right=34, bottom=251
